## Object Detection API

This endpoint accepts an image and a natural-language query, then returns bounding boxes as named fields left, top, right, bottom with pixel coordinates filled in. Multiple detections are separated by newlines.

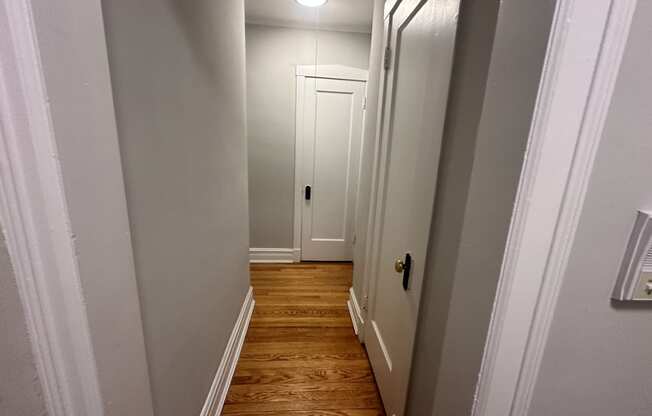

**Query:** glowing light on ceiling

left=295, top=0, right=328, bottom=7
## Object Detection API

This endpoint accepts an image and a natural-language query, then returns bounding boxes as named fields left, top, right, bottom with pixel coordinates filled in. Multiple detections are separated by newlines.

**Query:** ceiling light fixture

left=295, top=0, right=328, bottom=7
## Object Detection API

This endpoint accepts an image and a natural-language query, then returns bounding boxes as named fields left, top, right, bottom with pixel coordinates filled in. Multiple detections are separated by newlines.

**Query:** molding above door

left=472, top=0, right=638, bottom=415
left=296, top=64, right=369, bottom=81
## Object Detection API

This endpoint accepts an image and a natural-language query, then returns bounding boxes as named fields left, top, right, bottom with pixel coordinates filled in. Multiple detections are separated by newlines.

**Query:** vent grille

left=613, top=210, right=652, bottom=301
left=643, top=246, right=652, bottom=273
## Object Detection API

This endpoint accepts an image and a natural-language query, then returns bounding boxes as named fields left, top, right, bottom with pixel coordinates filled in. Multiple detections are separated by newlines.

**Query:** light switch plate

left=612, top=210, right=652, bottom=301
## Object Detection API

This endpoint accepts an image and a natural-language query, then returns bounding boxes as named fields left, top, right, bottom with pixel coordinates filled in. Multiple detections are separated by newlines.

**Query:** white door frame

left=472, top=0, right=637, bottom=415
left=0, top=0, right=154, bottom=414
left=293, top=65, right=369, bottom=261
left=356, top=0, right=400, bottom=345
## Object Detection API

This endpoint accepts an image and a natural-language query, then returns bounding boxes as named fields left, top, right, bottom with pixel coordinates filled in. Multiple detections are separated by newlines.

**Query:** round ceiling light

left=295, top=0, right=328, bottom=7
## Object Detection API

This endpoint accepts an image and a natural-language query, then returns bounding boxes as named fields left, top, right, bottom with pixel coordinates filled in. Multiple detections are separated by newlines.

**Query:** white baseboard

left=348, top=287, right=365, bottom=339
left=249, top=248, right=301, bottom=263
left=347, top=300, right=359, bottom=335
left=200, top=286, right=255, bottom=416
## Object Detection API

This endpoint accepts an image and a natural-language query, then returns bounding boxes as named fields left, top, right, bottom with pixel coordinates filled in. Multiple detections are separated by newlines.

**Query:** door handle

left=305, top=185, right=311, bottom=201
left=394, top=253, right=412, bottom=290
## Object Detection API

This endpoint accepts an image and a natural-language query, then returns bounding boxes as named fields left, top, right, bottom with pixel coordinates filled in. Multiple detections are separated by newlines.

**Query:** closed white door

left=364, top=0, right=459, bottom=414
left=299, top=75, right=366, bottom=261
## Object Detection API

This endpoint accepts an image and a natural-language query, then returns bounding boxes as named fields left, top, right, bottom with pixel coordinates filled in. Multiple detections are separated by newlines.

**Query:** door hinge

left=362, top=294, right=369, bottom=311
left=362, top=96, right=367, bottom=110
left=383, top=46, right=392, bottom=70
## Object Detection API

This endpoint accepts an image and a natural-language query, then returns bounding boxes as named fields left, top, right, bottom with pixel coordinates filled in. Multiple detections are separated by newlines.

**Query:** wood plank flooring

left=223, top=263, right=385, bottom=415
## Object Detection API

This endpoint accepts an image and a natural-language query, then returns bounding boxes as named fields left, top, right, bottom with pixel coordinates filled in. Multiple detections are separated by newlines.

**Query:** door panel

left=301, top=77, right=366, bottom=261
left=311, top=88, right=353, bottom=240
left=364, top=0, right=460, bottom=414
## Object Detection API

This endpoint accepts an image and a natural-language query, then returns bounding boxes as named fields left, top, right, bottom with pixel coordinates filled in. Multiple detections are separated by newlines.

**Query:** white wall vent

left=612, top=210, right=652, bottom=301
left=642, top=246, right=652, bottom=273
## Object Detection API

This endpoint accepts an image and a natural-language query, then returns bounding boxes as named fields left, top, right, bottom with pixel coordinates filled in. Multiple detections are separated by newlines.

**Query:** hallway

left=223, top=263, right=385, bottom=415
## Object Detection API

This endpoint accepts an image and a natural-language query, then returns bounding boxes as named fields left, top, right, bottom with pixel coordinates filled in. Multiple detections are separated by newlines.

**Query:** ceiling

left=245, top=0, right=373, bottom=34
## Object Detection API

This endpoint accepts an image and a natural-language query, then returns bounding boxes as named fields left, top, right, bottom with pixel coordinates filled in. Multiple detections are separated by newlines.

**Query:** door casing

left=293, top=65, right=369, bottom=261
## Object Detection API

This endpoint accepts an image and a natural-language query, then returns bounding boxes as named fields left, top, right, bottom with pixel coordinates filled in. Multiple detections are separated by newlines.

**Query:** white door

left=299, top=74, right=366, bottom=261
left=364, top=0, right=459, bottom=414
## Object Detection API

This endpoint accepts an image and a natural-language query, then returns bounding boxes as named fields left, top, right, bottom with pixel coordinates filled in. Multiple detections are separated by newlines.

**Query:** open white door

left=364, top=0, right=459, bottom=414
left=296, top=66, right=367, bottom=261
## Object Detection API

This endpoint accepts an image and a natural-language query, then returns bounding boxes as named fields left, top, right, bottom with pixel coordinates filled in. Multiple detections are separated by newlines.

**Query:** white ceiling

left=245, top=0, right=373, bottom=34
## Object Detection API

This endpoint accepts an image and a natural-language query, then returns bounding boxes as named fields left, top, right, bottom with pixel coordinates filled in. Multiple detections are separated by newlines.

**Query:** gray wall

left=0, top=226, right=46, bottom=416
left=351, top=0, right=385, bottom=314
left=246, top=23, right=371, bottom=248
left=102, top=1, right=251, bottom=415
left=406, top=0, right=555, bottom=414
left=28, top=0, right=155, bottom=413
left=529, top=2, right=652, bottom=414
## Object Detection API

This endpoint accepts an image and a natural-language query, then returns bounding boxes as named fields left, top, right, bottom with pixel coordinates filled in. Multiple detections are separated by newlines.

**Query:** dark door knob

left=394, top=253, right=412, bottom=290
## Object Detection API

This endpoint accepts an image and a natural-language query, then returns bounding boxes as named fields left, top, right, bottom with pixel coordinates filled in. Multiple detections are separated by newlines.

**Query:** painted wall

left=27, top=0, right=155, bottom=413
left=246, top=23, right=371, bottom=249
left=0, top=226, right=46, bottom=416
left=406, top=0, right=555, bottom=414
left=529, top=2, right=652, bottom=414
left=351, top=0, right=385, bottom=323
left=102, top=1, right=251, bottom=415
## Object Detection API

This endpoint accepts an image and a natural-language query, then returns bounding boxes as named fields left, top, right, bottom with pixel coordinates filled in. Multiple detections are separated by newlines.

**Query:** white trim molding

left=249, top=248, right=300, bottom=263
left=1, top=0, right=157, bottom=414
left=296, top=64, right=369, bottom=81
left=383, top=0, right=400, bottom=18
left=200, top=287, right=255, bottom=416
left=472, top=0, right=638, bottom=415
left=0, top=0, right=107, bottom=414
left=293, top=70, right=306, bottom=259
left=245, top=19, right=372, bottom=35
left=347, top=287, right=365, bottom=338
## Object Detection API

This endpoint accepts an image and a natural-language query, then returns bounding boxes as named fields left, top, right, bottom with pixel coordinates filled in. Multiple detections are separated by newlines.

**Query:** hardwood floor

left=223, top=263, right=385, bottom=415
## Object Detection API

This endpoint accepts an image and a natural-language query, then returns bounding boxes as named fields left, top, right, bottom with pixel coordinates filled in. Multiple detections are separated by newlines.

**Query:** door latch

left=394, top=253, right=412, bottom=290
